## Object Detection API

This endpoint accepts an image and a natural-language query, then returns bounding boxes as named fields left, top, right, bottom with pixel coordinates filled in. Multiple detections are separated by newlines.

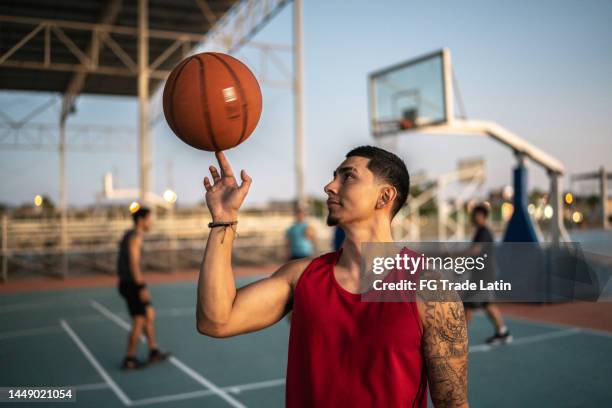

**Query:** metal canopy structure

left=0, top=0, right=291, bottom=117
left=0, top=0, right=294, bottom=198
left=1, top=0, right=241, bottom=97
left=0, top=0, right=299, bottom=279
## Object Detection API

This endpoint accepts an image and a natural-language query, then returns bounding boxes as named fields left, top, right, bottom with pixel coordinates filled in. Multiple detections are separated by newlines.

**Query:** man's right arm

left=196, top=151, right=307, bottom=338
left=197, top=224, right=308, bottom=337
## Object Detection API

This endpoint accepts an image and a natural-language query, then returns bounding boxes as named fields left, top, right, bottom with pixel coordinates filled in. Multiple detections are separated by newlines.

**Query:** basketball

left=163, top=52, right=262, bottom=151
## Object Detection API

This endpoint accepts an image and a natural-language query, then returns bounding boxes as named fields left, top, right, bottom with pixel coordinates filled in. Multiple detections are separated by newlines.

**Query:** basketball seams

left=209, top=53, right=249, bottom=146
left=163, top=52, right=261, bottom=152
left=196, top=54, right=220, bottom=151
left=166, top=56, right=192, bottom=137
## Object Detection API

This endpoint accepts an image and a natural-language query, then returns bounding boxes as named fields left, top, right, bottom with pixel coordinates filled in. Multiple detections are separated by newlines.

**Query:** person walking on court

left=463, top=203, right=512, bottom=345
left=117, top=207, right=169, bottom=370
left=285, top=205, right=316, bottom=260
left=196, top=146, right=469, bottom=407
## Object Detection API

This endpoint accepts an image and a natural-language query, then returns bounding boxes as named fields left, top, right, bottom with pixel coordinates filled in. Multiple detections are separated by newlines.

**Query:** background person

left=332, top=226, right=345, bottom=251
left=464, top=203, right=512, bottom=345
left=117, top=206, right=170, bottom=369
left=285, top=205, right=316, bottom=260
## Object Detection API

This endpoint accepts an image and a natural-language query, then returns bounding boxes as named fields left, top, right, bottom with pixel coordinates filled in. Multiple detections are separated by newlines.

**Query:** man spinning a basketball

left=197, top=146, right=469, bottom=407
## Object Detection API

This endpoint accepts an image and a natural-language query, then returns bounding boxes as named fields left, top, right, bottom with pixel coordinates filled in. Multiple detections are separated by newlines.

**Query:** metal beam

left=442, top=48, right=454, bottom=124
left=549, top=172, right=570, bottom=244
left=0, top=23, right=45, bottom=64
left=293, top=0, right=305, bottom=205
left=571, top=167, right=611, bottom=230
left=0, top=97, right=58, bottom=128
left=418, top=119, right=565, bottom=175
left=1, top=215, right=7, bottom=282
left=194, top=0, right=219, bottom=26
left=602, top=166, right=609, bottom=230
left=0, top=60, right=170, bottom=78
left=61, top=0, right=124, bottom=121
left=571, top=170, right=612, bottom=181
left=0, top=14, right=209, bottom=42
left=0, top=122, right=136, bottom=151
left=418, top=118, right=567, bottom=243
left=1, top=1, right=291, bottom=85
left=138, top=0, right=151, bottom=203
left=149, top=0, right=292, bottom=122
left=223, top=0, right=291, bottom=53
left=59, top=120, right=68, bottom=278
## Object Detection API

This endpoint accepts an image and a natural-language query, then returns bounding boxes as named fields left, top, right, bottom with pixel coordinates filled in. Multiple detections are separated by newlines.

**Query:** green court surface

left=1, top=280, right=611, bottom=407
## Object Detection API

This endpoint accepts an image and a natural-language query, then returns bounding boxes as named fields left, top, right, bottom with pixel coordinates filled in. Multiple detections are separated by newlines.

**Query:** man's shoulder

left=127, top=230, right=143, bottom=245
left=283, top=255, right=315, bottom=281
left=278, top=252, right=336, bottom=287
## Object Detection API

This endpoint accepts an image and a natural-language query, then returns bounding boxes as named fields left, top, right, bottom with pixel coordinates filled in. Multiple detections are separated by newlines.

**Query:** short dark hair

left=132, top=207, right=151, bottom=224
left=346, top=145, right=410, bottom=218
left=471, top=203, right=489, bottom=219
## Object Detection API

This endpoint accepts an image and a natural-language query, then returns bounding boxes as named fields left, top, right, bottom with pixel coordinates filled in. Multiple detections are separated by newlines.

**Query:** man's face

left=324, top=156, right=385, bottom=227
left=472, top=212, right=486, bottom=227
left=140, top=213, right=153, bottom=232
left=295, top=208, right=306, bottom=222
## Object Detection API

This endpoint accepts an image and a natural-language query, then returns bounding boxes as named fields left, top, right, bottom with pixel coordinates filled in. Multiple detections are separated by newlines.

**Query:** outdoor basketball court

left=2, top=278, right=611, bottom=407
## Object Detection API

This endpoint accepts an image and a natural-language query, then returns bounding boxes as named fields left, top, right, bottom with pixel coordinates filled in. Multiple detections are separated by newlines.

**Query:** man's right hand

left=203, top=151, right=252, bottom=222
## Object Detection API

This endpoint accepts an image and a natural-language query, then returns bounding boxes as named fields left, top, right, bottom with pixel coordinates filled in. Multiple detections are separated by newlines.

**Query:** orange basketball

left=163, top=52, right=262, bottom=151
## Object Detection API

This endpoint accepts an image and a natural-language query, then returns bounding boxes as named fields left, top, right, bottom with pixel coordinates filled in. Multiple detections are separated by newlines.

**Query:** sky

left=1, top=0, right=611, bottom=208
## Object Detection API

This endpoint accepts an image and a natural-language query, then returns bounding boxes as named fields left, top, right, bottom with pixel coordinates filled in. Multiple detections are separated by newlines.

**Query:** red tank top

left=286, top=249, right=428, bottom=407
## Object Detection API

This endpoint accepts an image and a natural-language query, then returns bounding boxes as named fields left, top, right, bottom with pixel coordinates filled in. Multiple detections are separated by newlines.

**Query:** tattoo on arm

left=420, top=293, right=469, bottom=407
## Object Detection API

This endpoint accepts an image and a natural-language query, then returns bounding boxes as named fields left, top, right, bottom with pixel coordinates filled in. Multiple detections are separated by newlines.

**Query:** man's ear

left=376, top=186, right=397, bottom=210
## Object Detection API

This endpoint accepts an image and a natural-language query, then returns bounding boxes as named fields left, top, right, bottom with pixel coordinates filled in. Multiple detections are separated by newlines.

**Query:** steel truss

left=0, top=0, right=300, bottom=281
left=0, top=96, right=135, bottom=151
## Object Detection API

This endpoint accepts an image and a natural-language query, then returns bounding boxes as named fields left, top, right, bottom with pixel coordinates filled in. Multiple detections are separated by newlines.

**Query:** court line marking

left=226, top=378, right=286, bottom=394
left=5, top=302, right=611, bottom=345
left=0, top=307, right=195, bottom=341
left=505, top=314, right=612, bottom=339
left=72, top=306, right=193, bottom=323
left=131, top=389, right=215, bottom=406
left=90, top=300, right=246, bottom=408
left=166, top=358, right=247, bottom=408
left=130, top=378, right=286, bottom=406
left=469, top=327, right=582, bottom=353
left=0, top=293, right=116, bottom=314
left=71, top=382, right=110, bottom=391
left=0, top=278, right=256, bottom=314
left=60, top=319, right=132, bottom=406
left=0, top=324, right=62, bottom=340
left=0, top=301, right=60, bottom=314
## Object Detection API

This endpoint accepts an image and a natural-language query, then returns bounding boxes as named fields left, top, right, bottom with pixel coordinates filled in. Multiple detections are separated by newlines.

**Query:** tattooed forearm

left=420, top=295, right=469, bottom=407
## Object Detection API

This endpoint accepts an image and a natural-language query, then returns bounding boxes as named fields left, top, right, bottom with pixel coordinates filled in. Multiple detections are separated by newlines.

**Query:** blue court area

left=1, top=280, right=611, bottom=407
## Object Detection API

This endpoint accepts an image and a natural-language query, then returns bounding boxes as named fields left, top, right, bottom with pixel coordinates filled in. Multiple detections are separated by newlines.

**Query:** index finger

left=215, top=150, right=234, bottom=178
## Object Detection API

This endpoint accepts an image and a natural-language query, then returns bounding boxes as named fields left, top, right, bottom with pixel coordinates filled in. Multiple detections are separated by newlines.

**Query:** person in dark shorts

left=464, top=203, right=512, bottom=345
left=117, top=206, right=169, bottom=369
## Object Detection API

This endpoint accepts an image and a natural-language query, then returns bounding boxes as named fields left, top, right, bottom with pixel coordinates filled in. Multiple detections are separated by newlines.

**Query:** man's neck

left=338, top=218, right=394, bottom=277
